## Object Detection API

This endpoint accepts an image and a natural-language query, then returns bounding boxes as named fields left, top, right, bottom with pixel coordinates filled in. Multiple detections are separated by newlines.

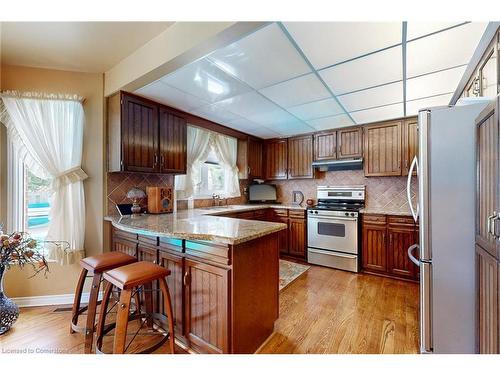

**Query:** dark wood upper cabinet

left=402, top=117, right=418, bottom=176
left=265, top=139, right=288, bottom=180
left=314, top=131, right=337, bottom=161
left=288, top=135, right=313, bottom=179
left=337, top=127, right=362, bottom=159
left=159, top=109, right=187, bottom=174
left=363, top=120, right=402, bottom=177
left=237, top=137, right=264, bottom=180
left=108, top=91, right=187, bottom=174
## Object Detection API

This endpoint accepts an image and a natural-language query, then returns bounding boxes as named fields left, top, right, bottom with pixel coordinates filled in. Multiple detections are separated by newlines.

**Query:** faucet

left=212, top=193, right=220, bottom=206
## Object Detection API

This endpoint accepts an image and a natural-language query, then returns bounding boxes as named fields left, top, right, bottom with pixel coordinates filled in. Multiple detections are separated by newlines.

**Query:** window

left=193, top=150, right=226, bottom=198
left=26, top=169, right=52, bottom=240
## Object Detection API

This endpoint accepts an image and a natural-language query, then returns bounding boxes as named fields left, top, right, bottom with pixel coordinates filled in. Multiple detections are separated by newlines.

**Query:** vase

left=0, top=265, right=19, bottom=335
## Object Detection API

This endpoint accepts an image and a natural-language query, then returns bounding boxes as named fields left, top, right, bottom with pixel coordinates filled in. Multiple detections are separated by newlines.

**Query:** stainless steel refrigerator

left=406, top=100, right=490, bottom=354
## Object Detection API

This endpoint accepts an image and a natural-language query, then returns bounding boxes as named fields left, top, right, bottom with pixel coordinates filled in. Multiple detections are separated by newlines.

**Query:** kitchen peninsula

left=105, top=206, right=287, bottom=354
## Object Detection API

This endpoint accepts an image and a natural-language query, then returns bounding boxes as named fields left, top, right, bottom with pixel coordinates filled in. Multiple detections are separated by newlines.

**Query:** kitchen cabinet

left=314, top=130, right=337, bottom=160
left=362, top=214, right=419, bottom=281
left=107, top=91, right=187, bottom=174
left=337, top=127, right=363, bottom=159
left=475, top=96, right=500, bottom=353
left=159, top=108, right=187, bottom=174
left=237, top=137, right=264, bottom=180
left=110, top=226, right=279, bottom=353
left=184, top=258, right=230, bottom=354
left=402, top=117, right=418, bottom=175
left=363, top=120, right=402, bottom=177
left=265, top=139, right=288, bottom=180
left=288, top=135, right=314, bottom=179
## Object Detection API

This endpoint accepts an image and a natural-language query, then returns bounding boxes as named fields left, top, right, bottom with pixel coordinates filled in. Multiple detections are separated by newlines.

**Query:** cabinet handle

left=183, top=271, right=190, bottom=286
left=154, top=153, right=158, bottom=167
left=487, top=212, right=497, bottom=238
left=160, top=154, right=165, bottom=167
left=247, top=166, right=251, bottom=176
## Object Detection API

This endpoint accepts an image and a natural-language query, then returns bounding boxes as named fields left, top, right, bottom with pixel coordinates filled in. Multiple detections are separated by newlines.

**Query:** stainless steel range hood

left=312, top=158, right=363, bottom=172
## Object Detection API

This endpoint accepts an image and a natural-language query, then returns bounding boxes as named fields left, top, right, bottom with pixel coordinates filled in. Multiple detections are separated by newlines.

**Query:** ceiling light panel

left=247, top=108, right=300, bottom=127
left=227, top=118, right=262, bottom=133
left=258, top=73, right=330, bottom=108
left=406, top=65, right=466, bottom=100
left=406, top=93, right=453, bottom=116
left=288, top=97, right=344, bottom=121
left=284, top=22, right=402, bottom=69
left=249, top=127, right=282, bottom=139
left=307, top=114, right=354, bottom=130
left=134, top=80, right=209, bottom=111
left=350, top=103, right=404, bottom=124
left=160, top=58, right=251, bottom=103
left=406, top=22, right=487, bottom=77
left=338, top=81, right=403, bottom=112
left=406, top=22, right=465, bottom=40
left=320, top=46, right=402, bottom=95
left=209, top=91, right=277, bottom=118
left=208, top=23, right=311, bottom=89
left=191, top=104, right=241, bottom=124
left=271, top=120, right=316, bottom=136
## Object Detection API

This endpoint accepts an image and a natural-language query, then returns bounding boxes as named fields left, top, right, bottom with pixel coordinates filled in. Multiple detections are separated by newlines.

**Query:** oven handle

left=308, top=248, right=357, bottom=259
left=308, top=216, right=358, bottom=222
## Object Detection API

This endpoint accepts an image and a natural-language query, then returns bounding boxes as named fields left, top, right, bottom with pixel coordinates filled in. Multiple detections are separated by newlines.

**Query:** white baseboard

left=12, top=291, right=104, bottom=308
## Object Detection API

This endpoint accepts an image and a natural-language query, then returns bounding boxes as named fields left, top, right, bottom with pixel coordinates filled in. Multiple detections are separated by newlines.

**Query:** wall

left=0, top=64, right=105, bottom=298
left=274, top=170, right=416, bottom=213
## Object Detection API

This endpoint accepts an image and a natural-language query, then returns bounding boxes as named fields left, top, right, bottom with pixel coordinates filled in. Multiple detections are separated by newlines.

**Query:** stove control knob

left=350, top=212, right=355, bottom=217
left=314, top=211, right=318, bottom=214
left=344, top=212, right=349, bottom=216
left=309, top=210, right=313, bottom=214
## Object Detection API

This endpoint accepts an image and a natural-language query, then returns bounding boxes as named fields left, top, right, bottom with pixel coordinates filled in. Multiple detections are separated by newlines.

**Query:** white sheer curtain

left=0, top=92, right=87, bottom=264
left=212, top=133, right=240, bottom=198
left=175, top=125, right=211, bottom=199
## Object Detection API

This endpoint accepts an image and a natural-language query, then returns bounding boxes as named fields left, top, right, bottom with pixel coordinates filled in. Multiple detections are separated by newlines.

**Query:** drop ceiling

left=135, top=21, right=488, bottom=139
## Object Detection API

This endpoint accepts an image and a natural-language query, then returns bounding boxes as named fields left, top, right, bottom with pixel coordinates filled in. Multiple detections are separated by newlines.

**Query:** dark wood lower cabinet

left=361, top=214, right=419, bottom=281
left=110, top=226, right=279, bottom=353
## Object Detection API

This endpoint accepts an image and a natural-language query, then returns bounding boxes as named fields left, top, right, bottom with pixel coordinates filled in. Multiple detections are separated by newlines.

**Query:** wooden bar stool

left=70, top=252, right=137, bottom=353
left=95, top=261, right=175, bottom=354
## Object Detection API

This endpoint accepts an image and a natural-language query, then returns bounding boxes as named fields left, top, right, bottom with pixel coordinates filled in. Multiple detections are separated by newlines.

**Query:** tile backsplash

left=106, top=170, right=416, bottom=215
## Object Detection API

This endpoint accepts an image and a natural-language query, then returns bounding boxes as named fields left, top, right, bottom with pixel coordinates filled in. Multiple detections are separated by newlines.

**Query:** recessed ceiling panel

left=350, top=103, right=404, bottom=124
left=209, top=92, right=277, bottom=118
left=284, top=22, right=402, bottom=69
left=192, top=104, right=241, bottom=125
left=406, top=22, right=487, bottom=77
left=227, top=118, right=261, bottom=133
left=338, top=82, right=403, bottom=112
left=160, top=58, right=251, bottom=103
left=406, top=93, right=453, bottom=116
left=307, top=114, right=354, bottom=130
left=320, top=46, right=402, bottom=95
left=271, top=120, right=316, bottom=136
left=249, top=127, right=282, bottom=139
left=135, top=80, right=209, bottom=112
left=288, top=97, right=344, bottom=121
left=208, top=23, right=310, bottom=89
left=406, top=65, right=466, bottom=101
left=247, top=108, right=299, bottom=127
left=406, top=22, right=464, bottom=41
left=259, top=73, right=330, bottom=108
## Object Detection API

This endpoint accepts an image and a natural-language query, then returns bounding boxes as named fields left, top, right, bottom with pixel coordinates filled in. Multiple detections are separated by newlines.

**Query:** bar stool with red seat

left=95, top=261, right=175, bottom=354
left=70, top=251, right=137, bottom=353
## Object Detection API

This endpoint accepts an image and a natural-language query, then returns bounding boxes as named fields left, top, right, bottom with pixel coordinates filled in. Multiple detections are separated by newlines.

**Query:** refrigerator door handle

left=407, top=156, right=419, bottom=222
left=407, top=244, right=420, bottom=266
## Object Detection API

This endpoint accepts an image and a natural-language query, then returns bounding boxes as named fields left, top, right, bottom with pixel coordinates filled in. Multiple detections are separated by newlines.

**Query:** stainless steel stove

left=307, top=186, right=365, bottom=272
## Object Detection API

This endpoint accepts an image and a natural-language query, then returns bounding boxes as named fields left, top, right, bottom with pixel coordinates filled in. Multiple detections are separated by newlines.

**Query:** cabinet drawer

left=388, top=216, right=415, bottom=226
left=236, top=211, right=255, bottom=219
left=185, top=240, right=230, bottom=265
left=362, top=214, right=387, bottom=224
left=138, top=234, right=158, bottom=247
left=113, top=227, right=138, bottom=242
left=273, top=209, right=288, bottom=217
left=159, top=237, right=183, bottom=253
left=289, top=209, right=305, bottom=219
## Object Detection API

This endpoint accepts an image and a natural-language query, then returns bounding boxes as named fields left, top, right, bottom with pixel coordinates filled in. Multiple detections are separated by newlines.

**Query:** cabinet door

left=159, top=108, right=187, bottom=174
left=184, top=259, right=230, bottom=354
left=362, top=224, right=387, bottom=273
left=276, top=216, right=289, bottom=255
left=338, top=127, right=362, bottom=159
left=314, top=131, right=337, bottom=161
left=387, top=225, right=417, bottom=279
left=476, top=245, right=499, bottom=353
left=288, top=135, right=313, bottom=179
left=475, top=101, right=499, bottom=257
left=265, top=139, right=288, bottom=180
left=288, top=218, right=306, bottom=258
left=248, top=138, right=264, bottom=179
left=159, top=250, right=185, bottom=339
left=121, top=93, right=159, bottom=173
left=364, top=121, right=402, bottom=176
left=112, top=236, right=137, bottom=257
left=479, top=47, right=498, bottom=98
left=402, top=118, right=418, bottom=175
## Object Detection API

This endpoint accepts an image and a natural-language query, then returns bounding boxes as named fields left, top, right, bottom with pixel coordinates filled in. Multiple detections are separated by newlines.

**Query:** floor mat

left=279, top=260, right=310, bottom=291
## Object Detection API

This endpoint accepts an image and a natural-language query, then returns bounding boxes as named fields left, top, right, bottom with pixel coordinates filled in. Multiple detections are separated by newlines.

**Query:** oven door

left=307, top=215, right=358, bottom=254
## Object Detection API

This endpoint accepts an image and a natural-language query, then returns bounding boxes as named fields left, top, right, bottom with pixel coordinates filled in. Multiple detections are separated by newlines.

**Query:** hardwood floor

left=0, top=265, right=419, bottom=354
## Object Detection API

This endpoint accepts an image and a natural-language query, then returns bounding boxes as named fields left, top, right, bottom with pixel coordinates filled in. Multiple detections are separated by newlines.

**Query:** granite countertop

left=359, top=207, right=413, bottom=216
left=104, top=204, right=296, bottom=245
